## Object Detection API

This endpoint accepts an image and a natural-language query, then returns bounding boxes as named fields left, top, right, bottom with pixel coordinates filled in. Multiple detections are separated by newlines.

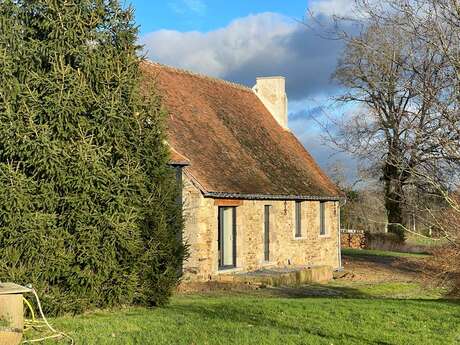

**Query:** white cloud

left=139, top=4, right=359, bottom=177
left=309, top=0, right=356, bottom=17
left=142, top=13, right=292, bottom=76
left=140, top=12, right=345, bottom=100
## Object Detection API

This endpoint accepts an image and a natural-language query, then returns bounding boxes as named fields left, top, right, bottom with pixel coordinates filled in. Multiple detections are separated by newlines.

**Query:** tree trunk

left=383, top=164, right=406, bottom=241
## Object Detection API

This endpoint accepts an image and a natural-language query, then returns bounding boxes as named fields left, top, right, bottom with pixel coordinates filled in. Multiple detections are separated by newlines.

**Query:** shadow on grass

left=167, top=300, right=395, bottom=345
left=263, top=284, right=371, bottom=299
left=263, top=284, right=460, bottom=305
left=183, top=280, right=458, bottom=305
left=171, top=283, right=459, bottom=345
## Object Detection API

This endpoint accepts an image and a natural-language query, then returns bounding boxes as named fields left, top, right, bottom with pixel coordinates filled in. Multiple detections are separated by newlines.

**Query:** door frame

left=218, top=206, right=237, bottom=270
left=264, top=205, right=271, bottom=262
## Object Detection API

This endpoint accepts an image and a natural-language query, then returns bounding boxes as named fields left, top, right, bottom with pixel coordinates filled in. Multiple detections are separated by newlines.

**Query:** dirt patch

left=177, top=281, right=262, bottom=294
left=338, top=254, right=430, bottom=284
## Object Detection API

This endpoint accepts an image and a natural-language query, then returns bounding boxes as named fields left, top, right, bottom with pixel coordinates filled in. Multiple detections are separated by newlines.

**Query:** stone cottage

left=141, top=61, right=342, bottom=282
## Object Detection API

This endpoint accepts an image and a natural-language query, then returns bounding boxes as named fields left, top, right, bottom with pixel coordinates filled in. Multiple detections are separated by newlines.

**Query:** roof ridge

left=143, top=60, right=253, bottom=93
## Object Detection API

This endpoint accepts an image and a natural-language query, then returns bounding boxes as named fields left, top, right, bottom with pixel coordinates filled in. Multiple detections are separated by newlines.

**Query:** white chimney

left=252, top=76, right=288, bottom=130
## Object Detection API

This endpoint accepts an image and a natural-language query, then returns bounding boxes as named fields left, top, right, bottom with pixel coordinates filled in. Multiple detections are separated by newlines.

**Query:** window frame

left=295, top=201, right=303, bottom=238
left=319, top=201, right=327, bottom=236
left=264, top=205, right=271, bottom=262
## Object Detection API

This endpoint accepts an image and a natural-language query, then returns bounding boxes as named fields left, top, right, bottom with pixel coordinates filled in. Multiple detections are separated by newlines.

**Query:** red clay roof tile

left=141, top=61, right=340, bottom=198
left=169, top=145, right=190, bottom=166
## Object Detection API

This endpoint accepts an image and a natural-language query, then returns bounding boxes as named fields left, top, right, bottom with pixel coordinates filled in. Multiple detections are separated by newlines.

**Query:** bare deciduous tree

left=316, top=0, right=460, bottom=239
left=316, top=0, right=460, bottom=291
left=331, top=18, right=448, bottom=240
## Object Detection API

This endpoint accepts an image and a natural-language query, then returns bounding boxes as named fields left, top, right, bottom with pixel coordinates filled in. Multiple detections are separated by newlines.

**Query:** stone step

left=216, top=265, right=332, bottom=286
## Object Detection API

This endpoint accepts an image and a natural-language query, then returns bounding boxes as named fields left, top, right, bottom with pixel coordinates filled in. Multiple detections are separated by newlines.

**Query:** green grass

left=341, top=248, right=430, bottom=258
left=25, top=283, right=460, bottom=345
left=326, top=281, right=446, bottom=299
left=406, top=234, right=447, bottom=248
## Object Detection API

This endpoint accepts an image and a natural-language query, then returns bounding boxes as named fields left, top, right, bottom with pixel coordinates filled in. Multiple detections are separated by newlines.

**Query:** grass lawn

left=26, top=282, right=460, bottom=345
left=405, top=234, right=448, bottom=248
left=341, top=248, right=430, bottom=258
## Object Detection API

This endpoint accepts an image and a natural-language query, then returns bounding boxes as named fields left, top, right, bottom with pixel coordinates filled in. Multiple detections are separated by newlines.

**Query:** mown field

left=25, top=249, right=460, bottom=345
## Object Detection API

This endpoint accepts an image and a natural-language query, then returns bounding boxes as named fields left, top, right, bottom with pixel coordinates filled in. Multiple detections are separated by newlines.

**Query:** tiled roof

left=141, top=61, right=341, bottom=199
left=169, top=145, right=190, bottom=166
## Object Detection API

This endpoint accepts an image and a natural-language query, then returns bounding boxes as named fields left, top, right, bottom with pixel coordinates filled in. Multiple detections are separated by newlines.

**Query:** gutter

left=336, top=197, right=347, bottom=272
left=169, top=160, right=190, bottom=166
left=203, top=192, right=341, bottom=202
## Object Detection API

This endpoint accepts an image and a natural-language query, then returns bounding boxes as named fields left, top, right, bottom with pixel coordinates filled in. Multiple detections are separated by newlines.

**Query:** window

left=319, top=201, right=326, bottom=235
left=218, top=206, right=236, bottom=269
left=264, top=205, right=271, bottom=262
left=295, top=201, right=302, bottom=238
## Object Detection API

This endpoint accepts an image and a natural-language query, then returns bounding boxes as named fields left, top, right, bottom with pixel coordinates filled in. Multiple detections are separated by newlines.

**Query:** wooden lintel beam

left=214, top=199, right=244, bottom=207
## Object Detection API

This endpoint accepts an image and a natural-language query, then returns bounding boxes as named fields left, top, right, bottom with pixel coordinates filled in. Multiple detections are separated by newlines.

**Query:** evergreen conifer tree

left=0, top=0, right=185, bottom=314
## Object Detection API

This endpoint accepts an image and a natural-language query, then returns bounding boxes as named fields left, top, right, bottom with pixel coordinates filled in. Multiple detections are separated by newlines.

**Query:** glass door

left=218, top=206, right=236, bottom=269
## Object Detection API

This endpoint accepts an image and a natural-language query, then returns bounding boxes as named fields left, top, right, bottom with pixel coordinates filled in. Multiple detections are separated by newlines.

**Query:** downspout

left=337, top=198, right=346, bottom=271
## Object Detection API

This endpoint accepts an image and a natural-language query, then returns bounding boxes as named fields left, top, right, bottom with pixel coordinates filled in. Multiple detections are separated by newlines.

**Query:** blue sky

left=129, top=1, right=309, bottom=34
left=127, top=0, right=358, bottom=180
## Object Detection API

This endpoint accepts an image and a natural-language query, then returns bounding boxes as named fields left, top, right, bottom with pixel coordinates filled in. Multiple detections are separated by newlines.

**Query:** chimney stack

left=253, top=76, right=288, bottom=130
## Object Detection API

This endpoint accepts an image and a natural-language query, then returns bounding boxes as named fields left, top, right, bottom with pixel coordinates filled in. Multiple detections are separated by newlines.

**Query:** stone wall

left=181, top=175, right=340, bottom=282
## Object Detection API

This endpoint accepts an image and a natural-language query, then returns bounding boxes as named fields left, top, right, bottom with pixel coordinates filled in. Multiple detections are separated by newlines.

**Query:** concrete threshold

left=216, top=265, right=333, bottom=286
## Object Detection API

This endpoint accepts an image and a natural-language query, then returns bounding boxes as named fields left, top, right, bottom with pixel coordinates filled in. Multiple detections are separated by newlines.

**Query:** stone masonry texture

left=182, top=176, right=340, bottom=281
